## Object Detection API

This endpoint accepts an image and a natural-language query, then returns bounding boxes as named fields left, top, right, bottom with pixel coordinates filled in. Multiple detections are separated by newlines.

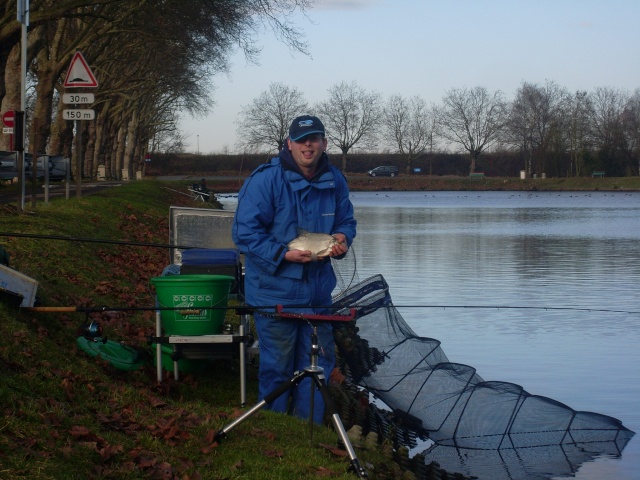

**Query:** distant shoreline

left=175, top=174, right=640, bottom=194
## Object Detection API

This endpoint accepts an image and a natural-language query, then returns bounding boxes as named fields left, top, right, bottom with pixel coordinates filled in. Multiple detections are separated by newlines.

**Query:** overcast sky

left=179, top=0, right=640, bottom=155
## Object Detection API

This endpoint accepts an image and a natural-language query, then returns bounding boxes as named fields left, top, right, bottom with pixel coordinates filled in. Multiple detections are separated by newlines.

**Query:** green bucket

left=151, top=274, right=234, bottom=336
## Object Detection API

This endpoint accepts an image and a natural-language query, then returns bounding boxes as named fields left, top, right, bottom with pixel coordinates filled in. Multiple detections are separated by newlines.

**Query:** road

left=0, top=180, right=124, bottom=205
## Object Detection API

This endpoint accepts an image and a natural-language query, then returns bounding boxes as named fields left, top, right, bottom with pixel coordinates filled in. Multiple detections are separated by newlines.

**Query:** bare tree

left=434, top=86, right=507, bottom=175
left=235, top=82, right=308, bottom=153
left=315, top=81, right=381, bottom=171
left=382, top=94, right=433, bottom=174
left=503, top=80, right=569, bottom=177
left=566, top=90, right=592, bottom=176
left=588, top=86, right=628, bottom=175
left=621, top=89, right=640, bottom=175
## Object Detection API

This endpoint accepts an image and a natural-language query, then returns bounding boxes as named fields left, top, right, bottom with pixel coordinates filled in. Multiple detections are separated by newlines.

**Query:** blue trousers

left=254, top=311, right=336, bottom=424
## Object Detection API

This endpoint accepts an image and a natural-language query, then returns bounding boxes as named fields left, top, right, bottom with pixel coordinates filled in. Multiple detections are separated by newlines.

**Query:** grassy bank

left=0, top=180, right=454, bottom=480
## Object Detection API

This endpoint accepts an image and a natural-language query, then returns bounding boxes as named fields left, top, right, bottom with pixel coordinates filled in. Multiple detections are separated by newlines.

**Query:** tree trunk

left=123, top=110, right=138, bottom=178
left=114, top=122, right=127, bottom=179
left=405, top=154, right=413, bottom=175
left=470, top=154, right=477, bottom=175
left=84, top=120, right=96, bottom=178
left=0, top=44, right=21, bottom=151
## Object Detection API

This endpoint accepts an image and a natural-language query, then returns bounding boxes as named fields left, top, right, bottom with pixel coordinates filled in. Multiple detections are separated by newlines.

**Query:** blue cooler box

left=180, top=248, right=243, bottom=296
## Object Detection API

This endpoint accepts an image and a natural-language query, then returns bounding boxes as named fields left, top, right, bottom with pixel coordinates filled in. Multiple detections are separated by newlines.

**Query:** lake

left=218, top=190, right=639, bottom=480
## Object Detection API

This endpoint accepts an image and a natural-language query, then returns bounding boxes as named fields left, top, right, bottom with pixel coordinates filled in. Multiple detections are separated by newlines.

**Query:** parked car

left=0, top=151, right=17, bottom=180
left=0, top=152, right=69, bottom=181
left=367, top=165, right=399, bottom=177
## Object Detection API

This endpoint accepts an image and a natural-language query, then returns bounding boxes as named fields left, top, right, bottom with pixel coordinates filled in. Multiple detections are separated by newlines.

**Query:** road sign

left=2, top=111, right=15, bottom=128
left=3, top=127, right=13, bottom=134
left=62, top=109, right=95, bottom=121
left=62, top=93, right=95, bottom=104
left=63, top=52, right=98, bottom=88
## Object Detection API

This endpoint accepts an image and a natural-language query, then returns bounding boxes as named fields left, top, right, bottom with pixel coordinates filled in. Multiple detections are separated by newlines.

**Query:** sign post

left=1, top=111, right=14, bottom=150
left=63, top=51, right=98, bottom=198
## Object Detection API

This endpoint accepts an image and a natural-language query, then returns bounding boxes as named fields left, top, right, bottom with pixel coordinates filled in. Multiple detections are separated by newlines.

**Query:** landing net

left=331, top=274, right=635, bottom=479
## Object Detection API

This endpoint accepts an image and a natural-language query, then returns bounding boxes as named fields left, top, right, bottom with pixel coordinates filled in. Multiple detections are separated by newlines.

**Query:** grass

left=0, top=180, right=417, bottom=480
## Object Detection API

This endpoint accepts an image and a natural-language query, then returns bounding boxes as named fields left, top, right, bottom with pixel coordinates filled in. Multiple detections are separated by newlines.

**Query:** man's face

left=287, top=134, right=327, bottom=174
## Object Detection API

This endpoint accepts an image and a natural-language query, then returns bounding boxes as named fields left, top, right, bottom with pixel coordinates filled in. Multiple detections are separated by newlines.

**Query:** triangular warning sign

left=63, top=52, right=98, bottom=88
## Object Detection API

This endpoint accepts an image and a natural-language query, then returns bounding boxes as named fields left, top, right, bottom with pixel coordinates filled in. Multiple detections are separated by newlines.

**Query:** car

left=367, top=165, right=399, bottom=177
left=0, top=152, right=69, bottom=181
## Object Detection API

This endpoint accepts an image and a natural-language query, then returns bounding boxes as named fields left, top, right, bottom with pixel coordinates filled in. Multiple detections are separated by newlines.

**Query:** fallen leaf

left=262, top=449, right=284, bottom=458
left=315, top=465, right=339, bottom=476
left=318, top=443, right=348, bottom=457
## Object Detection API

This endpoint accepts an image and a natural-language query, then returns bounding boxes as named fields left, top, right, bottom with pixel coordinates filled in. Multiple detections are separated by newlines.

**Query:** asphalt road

left=0, top=180, right=124, bottom=205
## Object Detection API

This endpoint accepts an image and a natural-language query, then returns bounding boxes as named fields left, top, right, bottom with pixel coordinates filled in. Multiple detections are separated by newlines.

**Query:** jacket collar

left=279, top=146, right=331, bottom=182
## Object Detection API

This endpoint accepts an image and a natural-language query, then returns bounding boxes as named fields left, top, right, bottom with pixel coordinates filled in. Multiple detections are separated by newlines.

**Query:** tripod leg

left=214, top=370, right=308, bottom=443
left=312, top=374, right=368, bottom=479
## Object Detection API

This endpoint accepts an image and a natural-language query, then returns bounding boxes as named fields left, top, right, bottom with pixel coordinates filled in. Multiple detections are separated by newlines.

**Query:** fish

left=287, top=230, right=338, bottom=258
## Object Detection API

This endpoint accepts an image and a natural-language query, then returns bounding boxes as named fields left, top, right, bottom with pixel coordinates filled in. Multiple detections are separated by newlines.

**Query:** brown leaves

left=149, top=416, right=190, bottom=445
left=249, top=427, right=277, bottom=442
left=262, top=448, right=284, bottom=458
left=319, top=443, right=349, bottom=457
left=200, top=429, right=219, bottom=454
left=127, top=449, right=184, bottom=479
left=95, top=410, right=143, bottom=436
left=70, top=424, right=123, bottom=462
left=314, top=465, right=341, bottom=476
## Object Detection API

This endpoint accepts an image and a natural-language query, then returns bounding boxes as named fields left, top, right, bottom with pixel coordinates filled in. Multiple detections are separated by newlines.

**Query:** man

left=232, top=115, right=357, bottom=424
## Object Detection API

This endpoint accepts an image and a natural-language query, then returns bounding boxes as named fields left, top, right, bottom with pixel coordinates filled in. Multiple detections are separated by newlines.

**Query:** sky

left=180, top=0, right=640, bottom=154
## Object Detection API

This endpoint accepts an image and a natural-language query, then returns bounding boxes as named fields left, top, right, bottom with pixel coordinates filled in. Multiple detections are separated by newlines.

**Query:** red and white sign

left=63, top=52, right=98, bottom=88
left=2, top=111, right=15, bottom=128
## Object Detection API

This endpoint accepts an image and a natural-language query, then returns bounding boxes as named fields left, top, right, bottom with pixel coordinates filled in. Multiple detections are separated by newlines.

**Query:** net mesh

left=332, top=274, right=635, bottom=479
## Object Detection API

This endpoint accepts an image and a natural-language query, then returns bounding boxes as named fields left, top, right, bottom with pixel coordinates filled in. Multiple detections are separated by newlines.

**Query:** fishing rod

left=0, top=231, right=193, bottom=250
left=24, top=303, right=640, bottom=316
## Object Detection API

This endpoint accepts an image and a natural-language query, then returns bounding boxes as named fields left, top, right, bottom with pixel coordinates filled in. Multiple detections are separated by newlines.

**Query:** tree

left=235, top=82, right=308, bottom=153
left=382, top=95, right=433, bottom=174
left=434, top=86, right=507, bottom=175
left=503, top=81, right=569, bottom=177
left=588, top=87, right=628, bottom=175
left=566, top=91, right=592, bottom=177
left=0, top=0, right=315, bottom=179
left=620, top=89, right=640, bottom=175
left=315, top=81, right=381, bottom=171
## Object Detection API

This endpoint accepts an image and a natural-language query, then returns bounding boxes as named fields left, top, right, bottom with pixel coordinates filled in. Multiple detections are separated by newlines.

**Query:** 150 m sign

left=62, top=109, right=95, bottom=120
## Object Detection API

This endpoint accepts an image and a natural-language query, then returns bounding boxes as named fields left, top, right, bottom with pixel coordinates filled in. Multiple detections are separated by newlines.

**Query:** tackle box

left=0, top=264, right=38, bottom=307
left=179, top=248, right=243, bottom=296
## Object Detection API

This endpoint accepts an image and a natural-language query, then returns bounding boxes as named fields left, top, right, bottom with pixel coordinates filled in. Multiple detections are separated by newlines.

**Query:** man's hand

left=329, top=233, right=348, bottom=257
left=285, top=249, right=313, bottom=263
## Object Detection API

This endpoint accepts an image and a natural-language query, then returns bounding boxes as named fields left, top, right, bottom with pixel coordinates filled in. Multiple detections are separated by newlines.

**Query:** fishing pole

left=24, top=303, right=640, bottom=315
left=0, top=231, right=193, bottom=250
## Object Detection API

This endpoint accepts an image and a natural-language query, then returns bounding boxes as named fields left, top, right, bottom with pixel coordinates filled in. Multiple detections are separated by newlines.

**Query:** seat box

left=181, top=248, right=239, bottom=265
left=180, top=248, right=243, bottom=296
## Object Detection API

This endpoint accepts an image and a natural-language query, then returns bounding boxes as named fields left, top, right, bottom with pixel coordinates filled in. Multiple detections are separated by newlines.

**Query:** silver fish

left=287, top=230, right=338, bottom=258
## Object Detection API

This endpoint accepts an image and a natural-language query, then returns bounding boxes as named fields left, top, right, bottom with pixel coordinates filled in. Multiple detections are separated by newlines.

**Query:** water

left=218, top=190, right=640, bottom=479
left=349, top=191, right=640, bottom=480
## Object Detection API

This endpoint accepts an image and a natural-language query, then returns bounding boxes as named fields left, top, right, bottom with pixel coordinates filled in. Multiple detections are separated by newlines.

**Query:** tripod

left=214, top=307, right=367, bottom=479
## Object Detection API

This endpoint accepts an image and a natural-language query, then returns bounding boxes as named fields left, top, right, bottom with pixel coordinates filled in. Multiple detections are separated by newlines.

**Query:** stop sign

left=2, top=111, right=14, bottom=128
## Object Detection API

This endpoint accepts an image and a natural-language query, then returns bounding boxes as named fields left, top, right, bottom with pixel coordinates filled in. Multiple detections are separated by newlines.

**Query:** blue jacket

left=232, top=149, right=356, bottom=310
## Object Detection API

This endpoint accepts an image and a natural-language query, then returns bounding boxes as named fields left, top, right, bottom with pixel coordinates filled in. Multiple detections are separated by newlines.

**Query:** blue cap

left=289, top=115, right=325, bottom=141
